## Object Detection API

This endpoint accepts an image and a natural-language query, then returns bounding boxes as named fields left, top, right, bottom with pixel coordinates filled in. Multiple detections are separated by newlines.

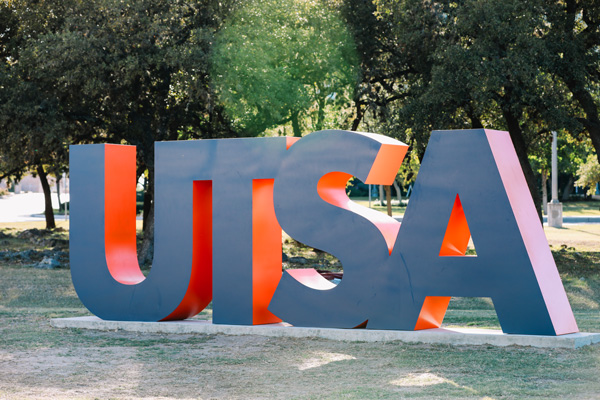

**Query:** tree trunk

left=561, top=175, right=574, bottom=202
left=316, top=96, right=325, bottom=132
left=138, top=203, right=154, bottom=268
left=501, top=108, right=543, bottom=223
left=291, top=111, right=302, bottom=137
left=589, top=125, right=600, bottom=167
left=385, top=185, right=392, bottom=216
left=393, top=180, right=402, bottom=203
left=542, top=170, right=548, bottom=216
left=36, top=165, right=56, bottom=229
left=351, top=101, right=363, bottom=131
left=142, top=175, right=153, bottom=229
left=56, top=174, right=62, bottom=211
left=139, top=168, right=154, bottom=267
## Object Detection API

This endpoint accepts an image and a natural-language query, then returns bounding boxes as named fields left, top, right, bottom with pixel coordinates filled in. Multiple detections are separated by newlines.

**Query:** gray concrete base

left=547, top=202, right=564, bottom=227
left=543, top=215, right=600, bottom=223
left=51, top=316, right=600, bottom=349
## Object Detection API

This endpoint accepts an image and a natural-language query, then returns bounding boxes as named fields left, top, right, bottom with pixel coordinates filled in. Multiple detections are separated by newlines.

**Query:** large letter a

left=383, top=129, right=578, bottom=335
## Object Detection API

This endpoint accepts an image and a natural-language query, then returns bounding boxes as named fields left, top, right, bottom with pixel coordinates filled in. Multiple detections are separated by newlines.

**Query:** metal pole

left=368, top=184, right=371, bottom=208
left=548, top=131, right=563, bottom=227
left=551, top=131, right=559, bottom=203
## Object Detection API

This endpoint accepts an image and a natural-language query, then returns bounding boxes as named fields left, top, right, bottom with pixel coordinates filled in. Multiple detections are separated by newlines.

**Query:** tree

left=345, top=0, right=581, bottom=220
left=36, top=0, right=236, bottom=263
left=576, top=153, right=600, bottom=195
left=529, top=132, right=593, bottom=210
left=0, top=75, right=69, bottom=229
left=545, top=0, right=600, bottom=167
left=0, top=1, right=18, bottom=63
left=1, top=0, right=236, bottom=252
left=211, top=0, right=359, bottom=137
left=0, top=0, right=81, bottom=229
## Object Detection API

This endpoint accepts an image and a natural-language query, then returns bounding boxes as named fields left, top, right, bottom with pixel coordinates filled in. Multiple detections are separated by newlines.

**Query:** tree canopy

left=0, top=0, right=236, bottom=252
left=211, top=0, right=360, bottom=137
left=545, top=0, right=600, bottom=164
left=341, top=0, right=600, bottom=218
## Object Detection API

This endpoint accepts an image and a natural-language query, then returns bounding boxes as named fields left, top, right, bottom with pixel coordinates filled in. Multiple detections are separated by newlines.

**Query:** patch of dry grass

left=545, top=224, right=600, bottom=251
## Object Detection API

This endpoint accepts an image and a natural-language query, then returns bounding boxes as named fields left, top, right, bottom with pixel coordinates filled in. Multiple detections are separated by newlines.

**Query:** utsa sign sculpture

left=69, top=129, right=579, bottom=336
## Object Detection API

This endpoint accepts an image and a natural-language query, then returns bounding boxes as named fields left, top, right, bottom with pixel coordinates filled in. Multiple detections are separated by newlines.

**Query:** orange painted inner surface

left=317, top=172, right=400, bottom=254
left=364, top=143, right=408, bottom=185
left=413, top=194, right=469, bottom=329
left=287, top=269, right=336, bottom=290
left=104, top=144, right=146, bottom=285
left=353, top=320, right=369, bottom=329
left=286, top=136, right=301, bottom=150
left=414, top=296, right=451, bottom=330
left=252, top=179, right=283, bottom=325
left=163, top=180, right=213, bottom=320
left=439, top=194, right=472, bottom=256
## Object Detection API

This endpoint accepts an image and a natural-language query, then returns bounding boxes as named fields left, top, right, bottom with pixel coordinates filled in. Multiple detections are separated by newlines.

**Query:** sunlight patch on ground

left=565, top=290, right=599, bottom=310
left=297, top=352, right=355, bottom=371
left=390, top=372, right=448, bottom=387
left=390, top=372, right=477, bottom=394
left=1, top=288, right=20, bottom=303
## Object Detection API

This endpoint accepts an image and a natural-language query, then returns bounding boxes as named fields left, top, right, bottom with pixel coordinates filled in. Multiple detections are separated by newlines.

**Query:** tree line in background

left=0, top=0, right=237, bottom=263
left=1, top=0, right=599, bottom=265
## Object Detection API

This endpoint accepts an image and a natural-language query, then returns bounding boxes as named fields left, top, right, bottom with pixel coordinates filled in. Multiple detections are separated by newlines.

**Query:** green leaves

left=576, top=154, right=600, bottom=196
left=0, top=0, right=238, bottom=191
left=211, top=0, right=359, bottom=137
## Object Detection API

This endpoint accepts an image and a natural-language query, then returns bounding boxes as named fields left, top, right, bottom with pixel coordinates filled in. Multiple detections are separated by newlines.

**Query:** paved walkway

left=0, top=193, right=69, bottom=222
left=542, top=215, right=600, bottom=223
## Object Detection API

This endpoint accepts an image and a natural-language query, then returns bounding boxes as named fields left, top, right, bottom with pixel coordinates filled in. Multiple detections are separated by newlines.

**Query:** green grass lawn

left=0, top=223, right=599, bottom=399
left=561, top=200, right=600, bottom=215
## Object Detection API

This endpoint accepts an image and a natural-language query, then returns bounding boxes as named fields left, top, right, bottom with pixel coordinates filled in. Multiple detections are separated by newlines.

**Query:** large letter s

left=268, top=130, right=408, bottom=328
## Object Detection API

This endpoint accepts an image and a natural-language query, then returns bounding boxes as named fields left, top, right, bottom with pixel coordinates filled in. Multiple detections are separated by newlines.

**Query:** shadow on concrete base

left=51, top=316, right=600, bottom=349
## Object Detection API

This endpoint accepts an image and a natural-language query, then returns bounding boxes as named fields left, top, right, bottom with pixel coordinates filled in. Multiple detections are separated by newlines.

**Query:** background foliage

left=211, top=0, right=359, bottom=137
